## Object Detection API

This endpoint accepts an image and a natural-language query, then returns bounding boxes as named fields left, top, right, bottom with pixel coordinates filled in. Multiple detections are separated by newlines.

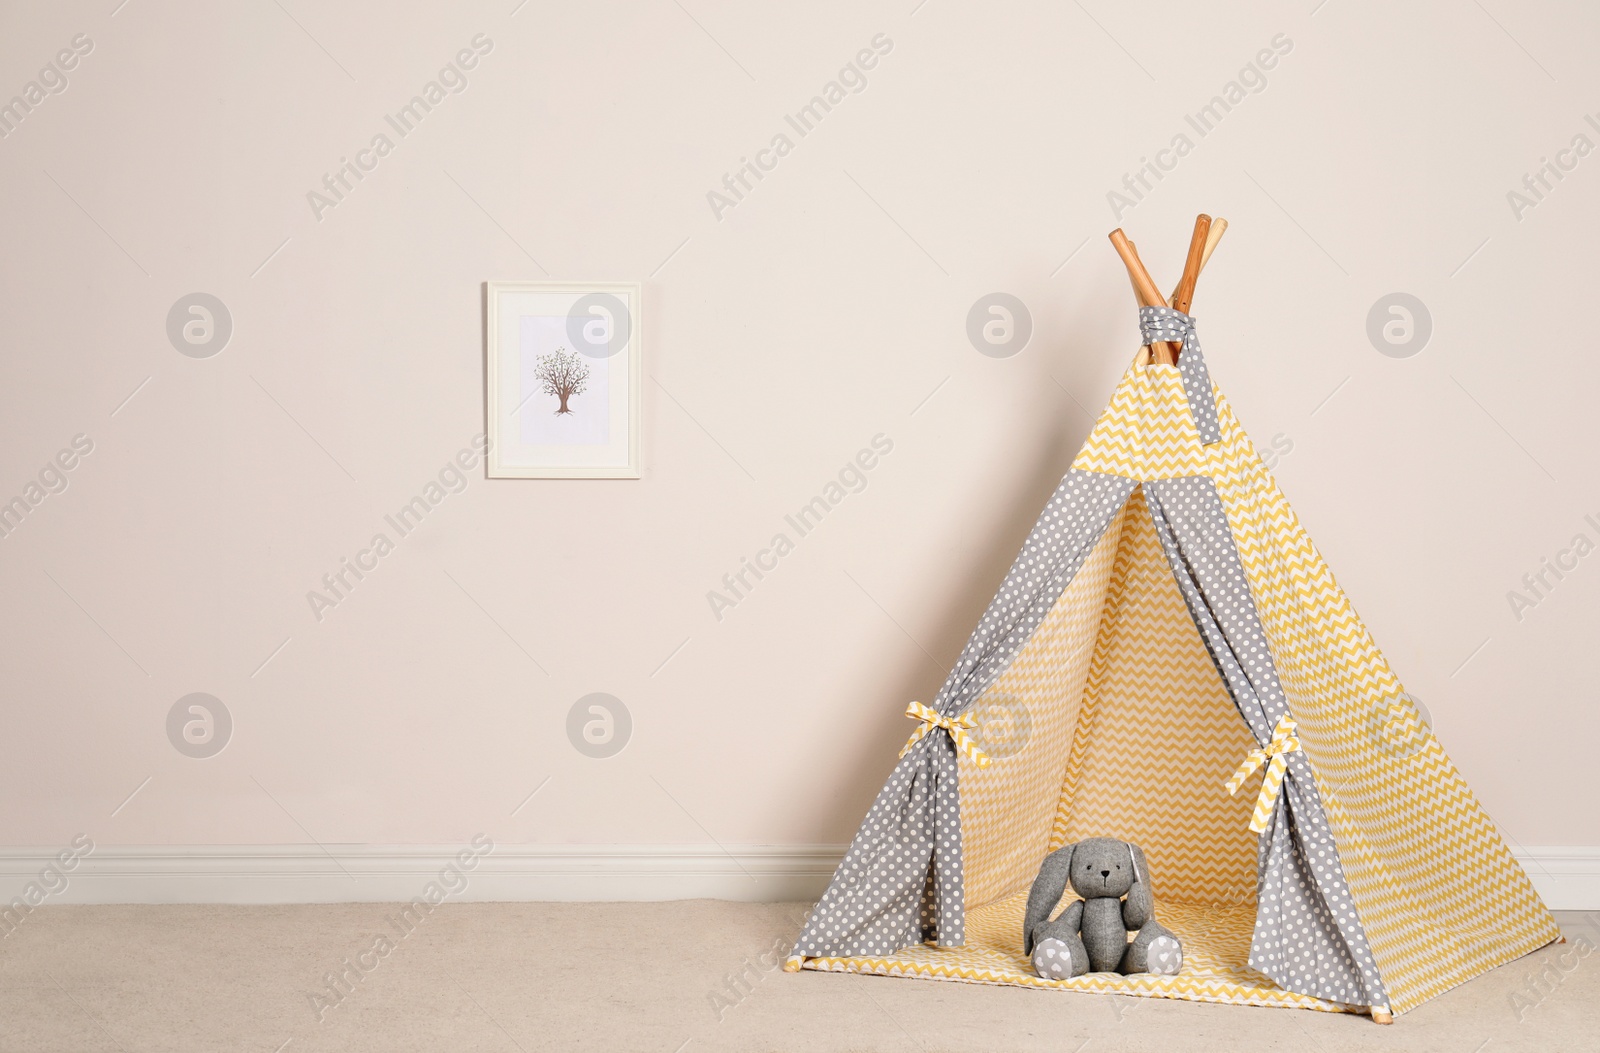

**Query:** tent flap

left=1144, top=476, right=1384, bottom=1008
left=792, top=470, right=1134, bottom=959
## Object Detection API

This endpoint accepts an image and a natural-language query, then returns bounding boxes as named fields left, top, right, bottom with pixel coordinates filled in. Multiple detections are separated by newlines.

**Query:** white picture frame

left=485, top=281, right=643, bottom=479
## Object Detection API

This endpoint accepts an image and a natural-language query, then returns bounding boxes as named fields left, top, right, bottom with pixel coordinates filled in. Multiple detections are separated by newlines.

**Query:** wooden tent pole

left=1173, top=217, right=1226, bottom=306
left=1110, top=232, right=1176, bottom=365
left=1123, top=239, right=1144, bottom=304
left=1128, top=225, right=1229, bottom=310
left=1152, top=215, right=1214, bottom=362
left=1112, top=217, right=1230, bottom=365
left=1200, top=217, right=1227, bottom=271
left=1108, top=228, right=1164, bottom=309
left=1121, top=219, right=1231, bottom=311
left=1170, top=214, right=1212, bottom=318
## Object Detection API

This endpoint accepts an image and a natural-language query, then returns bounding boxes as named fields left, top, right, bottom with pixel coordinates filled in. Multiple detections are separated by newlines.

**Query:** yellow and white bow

left=1226, top=714, right=1301, bottom=833
left=899, top=701, right=991, bottom=769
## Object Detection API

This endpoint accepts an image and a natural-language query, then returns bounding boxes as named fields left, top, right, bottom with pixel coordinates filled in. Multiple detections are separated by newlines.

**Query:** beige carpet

left=0, top=902, right=1593, bottom=1052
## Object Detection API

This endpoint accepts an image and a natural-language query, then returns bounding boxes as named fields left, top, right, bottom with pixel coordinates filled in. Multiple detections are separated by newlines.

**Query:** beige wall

left=0, top=0, right=1595, bottom=855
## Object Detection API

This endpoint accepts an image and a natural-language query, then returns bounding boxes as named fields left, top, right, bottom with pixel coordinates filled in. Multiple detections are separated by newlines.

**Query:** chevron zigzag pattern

left=801, top=892, right=1359, bottom=1014
left=1048, top=486, right=1260, bottom=904
left=799, top=350, right=1557, bottom=1017
left=1201, top=388, right=1561, bottom=1012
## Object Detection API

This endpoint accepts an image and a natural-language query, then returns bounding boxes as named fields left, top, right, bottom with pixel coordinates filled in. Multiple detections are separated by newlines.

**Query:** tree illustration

left=534, top=347, right=590, bottom=415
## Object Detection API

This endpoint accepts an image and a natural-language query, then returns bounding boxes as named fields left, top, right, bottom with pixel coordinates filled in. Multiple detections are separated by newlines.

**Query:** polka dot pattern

left=801, top=892, right=1357, bottom=1013
left=795, top=467, right=1390, bottom=1007
left=1032, top=937, right=1081, bottom=980
left=788, top=308, right=1556, bottom=1016
left=1147, top=935, right=1183, bottom=975
left=961, top=511, right=1127, bottom=908
left=792, top=470, right=1135, bottom=959
left=1144, top=476, right=1386, bottom=1008
left=1201, top=382, right=1559, bottom=1012
left=1138, top=306, right=1221, bottom=446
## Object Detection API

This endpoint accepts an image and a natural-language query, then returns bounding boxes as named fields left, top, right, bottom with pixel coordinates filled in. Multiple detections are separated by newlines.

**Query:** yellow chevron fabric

left=1201, top=385, right=1561, bottom=1013
left=1070, top=358, right=1225, bottom=481
left=802, top=352, right=1556, bottom=1016
left=1048, top=486, right=1260, bottom=904
left=802, top=889, right=1358, bottom=1014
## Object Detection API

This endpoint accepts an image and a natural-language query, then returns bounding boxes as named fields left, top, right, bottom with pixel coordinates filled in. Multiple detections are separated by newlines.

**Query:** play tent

left=785, top=217, right=1559, bottom=1021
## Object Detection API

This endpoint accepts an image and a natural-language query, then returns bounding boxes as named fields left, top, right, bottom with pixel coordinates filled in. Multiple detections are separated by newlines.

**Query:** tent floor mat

left=800, top=892, right=1365, bottom=1014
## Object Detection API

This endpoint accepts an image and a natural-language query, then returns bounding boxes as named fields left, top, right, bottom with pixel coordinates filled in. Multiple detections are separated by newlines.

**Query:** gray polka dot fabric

left=1139, top=306, right=1221, bottom=445
left=1147, top=935, right=1182, bottom=975
left=792, top=470, right=1135, bottom=958
left=1144, top=477, right=1387, bottom=1009
left=790, top=362, right=1389, bottom=1009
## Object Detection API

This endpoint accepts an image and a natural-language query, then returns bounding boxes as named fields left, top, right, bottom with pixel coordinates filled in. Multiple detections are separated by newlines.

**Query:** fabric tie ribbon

left=1226, top=714, right=1301, bottom=833
left=1136, top=305, right=1223, bottom=446
left=1137, top=306, right=1197, bottom=351
left=899, top=701, right=991, bottom=769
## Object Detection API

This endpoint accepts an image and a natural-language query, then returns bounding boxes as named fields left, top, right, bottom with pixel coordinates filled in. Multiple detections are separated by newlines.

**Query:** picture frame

left=485, top=280, right=643, bottom=479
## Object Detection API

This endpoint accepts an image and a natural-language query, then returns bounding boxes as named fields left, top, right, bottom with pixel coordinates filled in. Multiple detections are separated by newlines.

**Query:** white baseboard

left=1516, top=847, right=1600, bottom=912
left=1, top=844, right=1596, bottom=909
left=0, top=844, right=845, bottom=906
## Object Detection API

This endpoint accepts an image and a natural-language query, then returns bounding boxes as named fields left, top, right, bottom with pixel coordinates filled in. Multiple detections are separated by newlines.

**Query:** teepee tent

left=786, top=216, right=1559, bottom=1021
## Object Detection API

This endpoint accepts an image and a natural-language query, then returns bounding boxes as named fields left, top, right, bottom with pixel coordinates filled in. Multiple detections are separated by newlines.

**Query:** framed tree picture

left=485, top=281, right=642, bottom=479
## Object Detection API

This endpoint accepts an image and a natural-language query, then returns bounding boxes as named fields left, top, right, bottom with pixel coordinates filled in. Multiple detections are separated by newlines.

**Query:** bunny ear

left=1023, top=842, right=1074, bottom=955
left=1122, top=842, right=1155, bottom=928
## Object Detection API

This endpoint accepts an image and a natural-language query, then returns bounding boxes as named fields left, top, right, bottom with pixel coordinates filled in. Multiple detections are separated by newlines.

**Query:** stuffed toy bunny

left=1022, top=837, right=1183, bottom=980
